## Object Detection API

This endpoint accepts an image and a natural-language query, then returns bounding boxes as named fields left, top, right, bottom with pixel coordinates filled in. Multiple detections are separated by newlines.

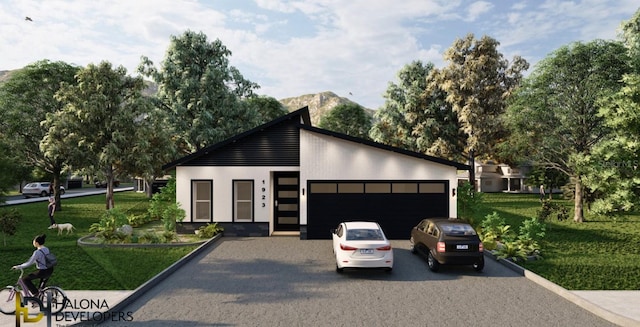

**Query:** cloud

left=465, top=1, right=493, bottom=22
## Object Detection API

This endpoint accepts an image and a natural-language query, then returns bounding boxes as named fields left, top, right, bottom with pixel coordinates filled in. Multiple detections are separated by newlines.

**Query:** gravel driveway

left=101, top=237, right=616, bottom=327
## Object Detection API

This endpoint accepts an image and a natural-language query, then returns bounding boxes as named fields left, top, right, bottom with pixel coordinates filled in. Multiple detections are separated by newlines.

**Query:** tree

left=245, top=95, right=289, bottom=124
left=370, top=61, right=430, bottom=151
left=506, top=40, right=631, bottom=222
left=44, top=61, right=155, bottom=209
left=318, top=103, right=372, bottom=138
left=139, top=30, right=261, bottom=153
left=0, top=60, right=79, bottom=208
left=0, top=139, right=25, bottom=199
left=620, top=8, right=640, bottom=72
left=582, top=74, right=640, bottom=216
left=427, top=34, right=529, bottom=165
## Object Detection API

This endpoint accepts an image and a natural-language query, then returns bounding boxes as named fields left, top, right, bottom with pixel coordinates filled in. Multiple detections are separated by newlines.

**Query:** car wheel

left=385, top=267, right=393, bottom=273
left=60, top=189, right=65, bottom=195
left=336, top=264, right=344, bottom=273
left=473, top=258, right=484, bottom=272
left=409, top=237, right=417, bottom=254
left=427, top=251, right=440, bottom=272
left=40, top=191, right=48, bottom=197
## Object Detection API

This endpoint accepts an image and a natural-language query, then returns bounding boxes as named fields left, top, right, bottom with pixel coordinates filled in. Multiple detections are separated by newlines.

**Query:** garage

left=306, top=180, right=449, bottom=239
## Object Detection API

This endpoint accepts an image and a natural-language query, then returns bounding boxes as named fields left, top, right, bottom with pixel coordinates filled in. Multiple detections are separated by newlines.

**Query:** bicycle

left=0, top=268, right=68, bottom=315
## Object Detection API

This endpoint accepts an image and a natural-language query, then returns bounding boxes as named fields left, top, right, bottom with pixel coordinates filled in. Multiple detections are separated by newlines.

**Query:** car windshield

left=440, top=224, right=477, bottom=236
left=346, top=228, right=384, bottom=241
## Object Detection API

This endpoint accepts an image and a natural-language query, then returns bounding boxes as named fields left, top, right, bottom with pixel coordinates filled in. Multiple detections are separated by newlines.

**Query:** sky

left=0, top=0, right=638, bottom=110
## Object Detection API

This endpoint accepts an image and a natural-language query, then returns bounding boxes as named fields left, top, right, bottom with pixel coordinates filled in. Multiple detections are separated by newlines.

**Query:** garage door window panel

left=419, top=183, right=445, bottom=193
left=365, top=183, right=391, bottom=193
left=338, top=183, right=364, bottom=193
left=392, top=183, right=418, bottom=193
left=310, top=183, right=337, bottom=193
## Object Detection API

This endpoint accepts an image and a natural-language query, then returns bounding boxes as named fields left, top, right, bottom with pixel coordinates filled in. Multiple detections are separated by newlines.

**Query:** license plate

left=456, top=244, right=469, bottom=250
left=360, top=249, right=374, bottom=254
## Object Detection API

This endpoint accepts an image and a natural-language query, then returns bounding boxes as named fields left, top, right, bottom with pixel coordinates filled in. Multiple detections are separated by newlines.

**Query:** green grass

left=3, top=191, right=637, bottom=291
left=0, top=192, right=197, bottom=290
left=479, top=193, right=640, bottom=290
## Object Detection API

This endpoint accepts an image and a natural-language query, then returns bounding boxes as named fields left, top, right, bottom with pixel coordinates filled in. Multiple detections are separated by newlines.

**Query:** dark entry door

left=274, top=172, right=300, bottom=231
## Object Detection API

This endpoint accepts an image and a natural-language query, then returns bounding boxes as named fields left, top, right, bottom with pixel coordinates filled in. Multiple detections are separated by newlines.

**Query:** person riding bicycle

left=11, top=234, right=54, bottom=297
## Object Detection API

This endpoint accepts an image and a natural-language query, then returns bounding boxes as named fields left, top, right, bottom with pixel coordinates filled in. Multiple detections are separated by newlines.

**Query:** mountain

left=279, top=91, right=373, bottom=126
left=0, top=70, right=13, bottom=83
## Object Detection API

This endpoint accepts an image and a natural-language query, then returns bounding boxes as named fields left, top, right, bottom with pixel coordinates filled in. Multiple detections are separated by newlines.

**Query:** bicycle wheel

left=41, top=286, right=67, bottom=314
left=0, top=286, right=17, bottom=314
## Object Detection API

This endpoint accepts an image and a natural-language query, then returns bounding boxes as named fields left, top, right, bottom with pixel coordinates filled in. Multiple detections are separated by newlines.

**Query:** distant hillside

left=279, top=91, right=373, bottom=126
left=0, top=70, right=14, bottom=83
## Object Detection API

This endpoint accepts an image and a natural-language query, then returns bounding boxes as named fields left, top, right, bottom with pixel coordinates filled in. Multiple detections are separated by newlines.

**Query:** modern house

left=162, top=107, right=469, bottom=239
left=457, top=161, right=534, bottom=193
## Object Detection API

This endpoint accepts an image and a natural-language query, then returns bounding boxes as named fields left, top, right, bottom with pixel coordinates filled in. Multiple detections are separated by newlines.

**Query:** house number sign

left=261, top=180, right=266, bottom=207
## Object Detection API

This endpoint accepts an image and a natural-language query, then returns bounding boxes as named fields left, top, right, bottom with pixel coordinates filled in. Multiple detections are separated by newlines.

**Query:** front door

left=273, top=172, right=300, bottom=231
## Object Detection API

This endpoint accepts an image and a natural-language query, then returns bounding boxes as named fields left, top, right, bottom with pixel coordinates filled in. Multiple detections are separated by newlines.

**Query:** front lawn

left=0, top=192, right=197, bottom=290
left=480, top=193, right=640, bottom=290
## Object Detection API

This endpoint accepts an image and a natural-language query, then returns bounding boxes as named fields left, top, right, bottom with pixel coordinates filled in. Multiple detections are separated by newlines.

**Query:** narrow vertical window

left=192, top=180, right=212, bottom=221
left=234, top=180, right=253, bottom=221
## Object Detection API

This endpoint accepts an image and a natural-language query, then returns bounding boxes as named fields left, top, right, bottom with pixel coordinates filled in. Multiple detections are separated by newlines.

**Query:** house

left=162, top=107, right=469, bottom=239
left=457, top=161, right=533, bottom=193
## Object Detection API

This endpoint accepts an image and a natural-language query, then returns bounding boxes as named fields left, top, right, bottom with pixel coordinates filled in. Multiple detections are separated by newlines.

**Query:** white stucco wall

left=299, top=130, right=459, bottom=224
left=175, top=166, right=299, bottom=224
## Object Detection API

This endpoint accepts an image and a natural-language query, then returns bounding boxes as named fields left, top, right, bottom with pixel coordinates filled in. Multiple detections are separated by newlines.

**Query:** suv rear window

left=440, top=224, right=477, bottom=236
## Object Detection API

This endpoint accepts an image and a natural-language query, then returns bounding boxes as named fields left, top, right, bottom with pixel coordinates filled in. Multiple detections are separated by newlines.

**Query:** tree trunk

left=145, top=178, right=153, bottom=198
left=52, top=167, right=63, bottom=211
left=105, top=165, right=115, bottom=210
left=574, top=177, right=584, bottom=223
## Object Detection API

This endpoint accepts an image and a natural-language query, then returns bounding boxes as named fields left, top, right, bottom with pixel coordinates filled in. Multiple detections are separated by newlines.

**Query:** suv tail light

left=437, top=241, right=446, bottom=253
left=479, top=242, right=484, bottom=252
left=376, top=245, right=391, bottom=251
left=340, top=244, right=357, bottom=251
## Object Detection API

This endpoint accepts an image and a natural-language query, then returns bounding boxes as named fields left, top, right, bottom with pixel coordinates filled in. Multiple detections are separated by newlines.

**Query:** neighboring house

left=162, top=107, right=469, bottom=239
left=457, top=161, right=532, bottom=193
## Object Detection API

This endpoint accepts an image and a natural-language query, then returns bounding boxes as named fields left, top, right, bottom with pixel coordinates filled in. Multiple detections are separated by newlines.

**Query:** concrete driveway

left=97, top=237, right=616, bottom=327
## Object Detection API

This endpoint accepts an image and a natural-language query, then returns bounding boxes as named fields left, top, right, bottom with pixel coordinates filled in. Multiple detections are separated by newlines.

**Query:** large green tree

left=582, top=11, right=640, bottom=216
left=318, top=103, right=372, bottom=139
left=0, top=60, right=79, bottom=207
left=427, top=34, right=529, bottom=163
left=44, top=61, right=155, bottom=209
left=506, top=40, right=631, bottom=222
left=370, top=61, right=430, bottom=151
left=139, top=30, right=261, bottom=153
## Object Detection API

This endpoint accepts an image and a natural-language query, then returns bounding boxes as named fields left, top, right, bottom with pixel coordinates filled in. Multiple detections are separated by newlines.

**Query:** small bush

left=90, top=208, right=129, bottom=242
left=0, top=208, right=20, bottom=246
left=138, top=230, right=162, bottom=244
left=538, top=200, right=569, bottom=221
left=197, top=223, right=223, bottom=238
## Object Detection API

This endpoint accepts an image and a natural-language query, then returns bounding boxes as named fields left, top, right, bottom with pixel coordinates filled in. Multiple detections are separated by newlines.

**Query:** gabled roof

left=162, top=106, right=469, bottom=171
left=162, top=107, right=311, bottom=170
left=299, top=124, right=470, bottom=170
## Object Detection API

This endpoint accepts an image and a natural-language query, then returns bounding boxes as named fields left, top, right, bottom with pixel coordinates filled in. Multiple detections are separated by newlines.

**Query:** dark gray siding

left=183, top=119, right=300, bottom=166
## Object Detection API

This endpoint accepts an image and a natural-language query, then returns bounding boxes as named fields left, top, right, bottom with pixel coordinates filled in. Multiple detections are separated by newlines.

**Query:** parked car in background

left=95, top=180, right=120, bottom=188
left=22, top=182, right=65, bottom=198
left=331, top=221, right=393, bottom=273
left=410, top=217, right=484, bottom=272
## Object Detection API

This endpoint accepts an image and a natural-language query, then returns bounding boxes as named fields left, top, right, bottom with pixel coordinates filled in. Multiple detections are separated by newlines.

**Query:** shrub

left=494, top=241, right=529, bottom=262
left=519, top=217, right=546, bottom=241
left=537, top=200, right=569, bottom=221
left=138, top=230, right=162, bottom=244
left=197, top=223, right=224, bottom=238
left=457, top=181, right=484, bottom=226
left=147, top=177, right=185, bottom=232
left=90, top=208, right=129, bottom=242
left=480, top=211, right=515, bottom=244
left=0, top=208, right=20, bottom=246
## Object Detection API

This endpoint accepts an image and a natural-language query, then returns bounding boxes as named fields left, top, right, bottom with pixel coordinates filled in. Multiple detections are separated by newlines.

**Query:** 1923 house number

left=261, top=180, right=266, bottom=207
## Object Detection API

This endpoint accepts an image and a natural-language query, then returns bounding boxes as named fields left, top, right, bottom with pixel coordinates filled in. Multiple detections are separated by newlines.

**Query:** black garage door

left=306, top=180, right=449, bottom=239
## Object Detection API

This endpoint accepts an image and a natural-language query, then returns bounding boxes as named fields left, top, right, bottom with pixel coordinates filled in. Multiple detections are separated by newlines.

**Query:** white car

left=331, top=221, right=393, bottom=273
left=22, top=182, right=65, bottom=198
